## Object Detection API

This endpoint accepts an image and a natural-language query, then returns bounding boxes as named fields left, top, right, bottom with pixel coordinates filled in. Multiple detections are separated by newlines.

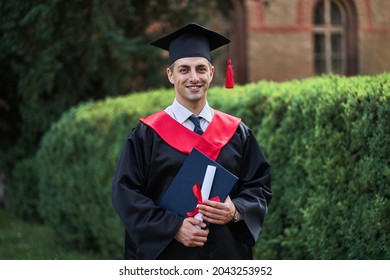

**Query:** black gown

left=112, top=111, right=272, bottom=260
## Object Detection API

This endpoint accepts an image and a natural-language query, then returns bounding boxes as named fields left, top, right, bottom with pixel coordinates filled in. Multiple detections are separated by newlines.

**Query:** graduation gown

left=112, top=110, right=272, bottom=259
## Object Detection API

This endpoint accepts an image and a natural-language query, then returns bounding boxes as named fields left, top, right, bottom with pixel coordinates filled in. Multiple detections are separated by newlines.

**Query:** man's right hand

left=174, top=217, right=209, bottom=247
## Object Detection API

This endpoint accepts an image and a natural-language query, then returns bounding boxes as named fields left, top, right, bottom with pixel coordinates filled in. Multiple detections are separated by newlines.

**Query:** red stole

left=140, top=110, right=241, bottom=161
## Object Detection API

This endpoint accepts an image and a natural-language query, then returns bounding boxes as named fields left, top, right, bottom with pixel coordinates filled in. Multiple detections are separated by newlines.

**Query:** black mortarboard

left=150, top=22, right=231, bottom=65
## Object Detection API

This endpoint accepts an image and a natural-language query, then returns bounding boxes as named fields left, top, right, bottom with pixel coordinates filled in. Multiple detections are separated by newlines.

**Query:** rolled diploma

left=194, top=165, right=216, bottom=223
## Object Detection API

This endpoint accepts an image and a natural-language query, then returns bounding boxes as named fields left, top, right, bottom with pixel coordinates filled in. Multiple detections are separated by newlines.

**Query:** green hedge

left=252, top=74, right=389, bottom=259
left=34, top=74, right=389, bottom=259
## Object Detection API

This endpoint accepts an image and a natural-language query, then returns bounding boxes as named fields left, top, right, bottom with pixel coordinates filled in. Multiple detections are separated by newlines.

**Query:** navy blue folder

left=158, top=148, right=238, bottom=218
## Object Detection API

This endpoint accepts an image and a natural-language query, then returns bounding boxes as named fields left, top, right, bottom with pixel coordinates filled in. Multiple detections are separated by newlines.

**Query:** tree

left=0, top=0, right=240, bottom=219
left=0, top=0, right=234, bottom=179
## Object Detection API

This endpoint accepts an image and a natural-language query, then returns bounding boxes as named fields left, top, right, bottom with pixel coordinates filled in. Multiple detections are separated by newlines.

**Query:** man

left=112, top=23, right=271, bottom=259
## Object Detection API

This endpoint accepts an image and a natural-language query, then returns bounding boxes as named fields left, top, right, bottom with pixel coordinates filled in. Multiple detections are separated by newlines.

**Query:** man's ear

left=166, top=67, right=174, bottom=84
left=210, top=65, right=215, bottom=82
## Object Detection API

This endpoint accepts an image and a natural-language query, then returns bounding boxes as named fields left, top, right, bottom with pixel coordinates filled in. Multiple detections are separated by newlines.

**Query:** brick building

left=211, top=0, right=390, bottom=84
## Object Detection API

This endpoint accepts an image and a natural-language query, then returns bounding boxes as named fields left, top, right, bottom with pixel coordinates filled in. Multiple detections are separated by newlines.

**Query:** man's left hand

left=197, top=196, right=235, bottom=225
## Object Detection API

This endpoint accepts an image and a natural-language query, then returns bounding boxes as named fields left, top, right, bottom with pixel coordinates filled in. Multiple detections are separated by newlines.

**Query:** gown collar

left=140, top=110, right=241, bottom=161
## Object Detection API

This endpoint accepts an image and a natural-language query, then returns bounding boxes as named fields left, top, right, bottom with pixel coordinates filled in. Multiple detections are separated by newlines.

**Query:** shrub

left=36, top=74, right=389, bottom=259
left=253, top=74, right=389, bottom=259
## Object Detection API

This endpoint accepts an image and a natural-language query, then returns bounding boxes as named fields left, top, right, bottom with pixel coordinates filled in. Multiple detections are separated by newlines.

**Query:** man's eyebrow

left=177, top=64, right=208, bottom=68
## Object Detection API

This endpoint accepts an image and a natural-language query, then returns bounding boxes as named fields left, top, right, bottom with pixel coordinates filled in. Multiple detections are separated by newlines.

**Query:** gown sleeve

left=111, top=123, right=184, bottom=259
left=230, top=124, right=272, bottom=246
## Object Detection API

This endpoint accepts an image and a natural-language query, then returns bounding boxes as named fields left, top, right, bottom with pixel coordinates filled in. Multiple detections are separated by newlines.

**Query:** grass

left=0, top=208, right=104, bottom=260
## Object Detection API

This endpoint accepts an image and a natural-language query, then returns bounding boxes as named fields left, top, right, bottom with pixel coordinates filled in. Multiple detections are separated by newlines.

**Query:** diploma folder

left=158, top=148, right=238, bottom=218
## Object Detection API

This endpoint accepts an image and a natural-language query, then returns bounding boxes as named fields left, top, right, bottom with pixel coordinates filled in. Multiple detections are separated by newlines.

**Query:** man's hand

left=174, top=217, right=209, bottom=247
left=198, top=196, right=236, bottom=225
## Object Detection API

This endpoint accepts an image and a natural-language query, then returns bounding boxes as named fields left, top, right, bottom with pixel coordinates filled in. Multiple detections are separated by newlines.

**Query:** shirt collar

left=171, top=99, right=213, bottom=124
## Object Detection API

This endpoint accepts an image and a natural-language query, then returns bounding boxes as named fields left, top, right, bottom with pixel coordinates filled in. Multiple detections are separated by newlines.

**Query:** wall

left=356, top=0, right=390, bottom=74
left=244, top=0, right=390, bottom=82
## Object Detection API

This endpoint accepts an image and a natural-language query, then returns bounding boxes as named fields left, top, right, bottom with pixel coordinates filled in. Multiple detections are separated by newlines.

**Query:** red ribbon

left=186, top=184, right=221, bottom=217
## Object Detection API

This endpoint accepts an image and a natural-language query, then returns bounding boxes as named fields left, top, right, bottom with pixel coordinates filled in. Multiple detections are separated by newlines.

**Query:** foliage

left=0, top=0, right=231, bottom=179
left=5, top=157, right=41, bottom=222
left=35, top=73, right=389, bottom=259
left=252, top=74, right=389, bottom=259
left=1, top=0, right=231, bottom=218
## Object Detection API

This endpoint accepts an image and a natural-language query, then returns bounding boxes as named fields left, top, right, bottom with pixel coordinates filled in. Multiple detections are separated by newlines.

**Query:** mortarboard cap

left=150, top=22, right=231, bottom=65
left=151, top=22, right=235, bottom=89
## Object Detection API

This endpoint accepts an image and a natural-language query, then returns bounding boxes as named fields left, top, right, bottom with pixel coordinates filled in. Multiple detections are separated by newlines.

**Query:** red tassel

left=225, top=59, right=234, bottom=89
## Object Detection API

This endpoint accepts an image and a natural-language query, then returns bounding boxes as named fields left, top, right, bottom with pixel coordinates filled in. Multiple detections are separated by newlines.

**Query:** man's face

left=167, top=57, right=214, bottom=108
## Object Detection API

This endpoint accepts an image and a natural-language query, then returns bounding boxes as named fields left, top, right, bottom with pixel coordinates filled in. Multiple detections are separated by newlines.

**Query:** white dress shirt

left=165, top=99, right=214, bottom=132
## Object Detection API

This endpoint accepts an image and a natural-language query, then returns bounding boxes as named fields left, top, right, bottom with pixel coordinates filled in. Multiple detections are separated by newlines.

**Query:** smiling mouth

left=186, top=85, right=202, bottom=90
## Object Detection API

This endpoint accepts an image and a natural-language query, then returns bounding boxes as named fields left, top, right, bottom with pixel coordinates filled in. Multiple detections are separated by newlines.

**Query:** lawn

left=0, top=208, right=104, bottom=260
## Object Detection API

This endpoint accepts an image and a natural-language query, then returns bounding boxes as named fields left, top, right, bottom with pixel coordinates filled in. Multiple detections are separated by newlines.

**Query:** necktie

left=188, top=115, right=204, bottom=135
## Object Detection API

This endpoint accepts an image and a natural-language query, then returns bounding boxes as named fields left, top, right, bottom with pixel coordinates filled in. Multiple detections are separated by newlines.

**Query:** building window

left=313, top=0, right=346, bottom=75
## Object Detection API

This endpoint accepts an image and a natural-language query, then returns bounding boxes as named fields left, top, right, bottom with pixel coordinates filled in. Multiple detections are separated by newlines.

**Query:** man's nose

left=189, top=69, right=199, bottom=82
